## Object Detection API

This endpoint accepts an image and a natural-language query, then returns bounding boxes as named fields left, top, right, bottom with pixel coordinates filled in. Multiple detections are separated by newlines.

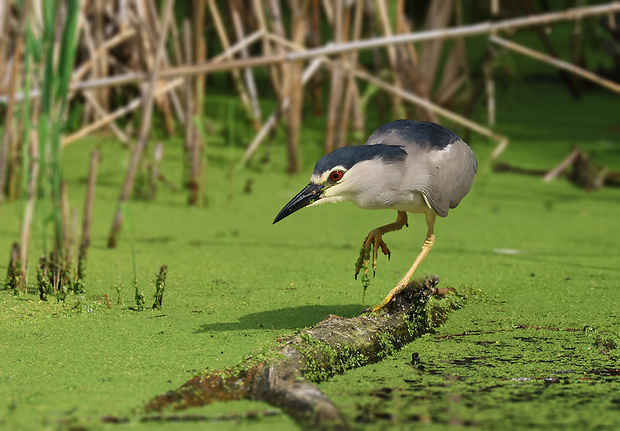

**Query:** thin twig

left=62, top=78, right=183, bottom=147
left=490, top=34, right=620, bottom=94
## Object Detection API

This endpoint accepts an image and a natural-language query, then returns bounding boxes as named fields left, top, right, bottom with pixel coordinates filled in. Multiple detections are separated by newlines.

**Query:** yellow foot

left=365, top=283, right=406, bottom=313
left=354, top=229, right=391, bottom=284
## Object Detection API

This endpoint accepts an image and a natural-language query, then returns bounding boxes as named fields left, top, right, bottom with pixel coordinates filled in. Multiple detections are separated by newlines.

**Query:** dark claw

left=355, top=273, right=358, bottom=280
left=373, top=269, right=376, bottom=278
left=406, top=223, right=409, bottom=228
left=387, top=251, right=391, bottom=261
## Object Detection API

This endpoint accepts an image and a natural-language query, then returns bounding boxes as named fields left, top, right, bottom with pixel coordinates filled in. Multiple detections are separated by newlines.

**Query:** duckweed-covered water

left=1, top=83, right=619, bottom=430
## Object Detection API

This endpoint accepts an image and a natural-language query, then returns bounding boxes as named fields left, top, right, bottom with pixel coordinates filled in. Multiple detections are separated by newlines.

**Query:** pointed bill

left=273, top=182, right=324, bottom=224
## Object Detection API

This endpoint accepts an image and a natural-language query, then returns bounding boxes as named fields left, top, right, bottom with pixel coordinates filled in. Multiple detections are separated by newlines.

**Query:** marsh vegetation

left=1, top=1, right=620, bottom=429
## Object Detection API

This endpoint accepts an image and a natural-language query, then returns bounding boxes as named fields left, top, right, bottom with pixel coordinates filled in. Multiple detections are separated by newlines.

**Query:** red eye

left=330, top=170, right=344, bottom=182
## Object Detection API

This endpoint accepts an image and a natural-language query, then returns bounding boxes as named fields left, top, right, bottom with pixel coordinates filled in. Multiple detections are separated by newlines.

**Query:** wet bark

left=145, top=277, right=474, bottom=430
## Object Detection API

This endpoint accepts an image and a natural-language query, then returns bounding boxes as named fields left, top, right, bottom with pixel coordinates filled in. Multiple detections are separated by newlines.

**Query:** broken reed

left=129, top=265, right=168, bottom=311
left=153, top=265, right=167, bottom=310
left=6, top=243, right=23, bottom=294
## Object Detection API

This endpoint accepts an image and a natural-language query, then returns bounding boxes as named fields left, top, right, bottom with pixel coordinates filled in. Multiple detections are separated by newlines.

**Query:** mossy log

left=145, top=277, right=478, bottom=430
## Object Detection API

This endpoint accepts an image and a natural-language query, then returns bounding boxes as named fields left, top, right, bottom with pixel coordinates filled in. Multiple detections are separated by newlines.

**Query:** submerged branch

left=495, top=145, right=620, bottom=191
left=145, top=277, right=480, bottom=430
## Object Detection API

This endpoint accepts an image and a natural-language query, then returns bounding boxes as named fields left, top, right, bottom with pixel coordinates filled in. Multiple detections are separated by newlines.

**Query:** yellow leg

left=355, top=211, right=408, bottom=280
left=371, top=211, right=437, bottom=312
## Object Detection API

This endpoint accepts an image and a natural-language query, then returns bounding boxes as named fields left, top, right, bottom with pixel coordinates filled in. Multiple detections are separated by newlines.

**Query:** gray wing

left=364, top=119, right=459, bottom=151
left=422, top=139, right=477, bottom=217
left=365, top=120, right=477, bottom=217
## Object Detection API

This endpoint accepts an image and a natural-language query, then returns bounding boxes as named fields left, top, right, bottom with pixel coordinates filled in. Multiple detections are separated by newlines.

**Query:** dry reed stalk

left=6, top=1, right=616, bottom=103
left=144, top=0, right=175, bottom=135
left=6, top=29, right=265, bottom=106
left=210, top=29, right=266, bottom=63
left=62, top=78, right=183, bottom=147
left=242, top=57, right=323, bottom=166
left=182, top=19, right=194, bottom=158
left=72, top=28, right=137, bottom=83
left=60, top=181, right=71, bottom=280
left=108, top=0, right=174, bottom=248
left=7, top=242, right=24, bottom=293
left=340, top=0, right=361, bottom=145
left=118, top=0, right=130, bottom=30
left=433, top=0, right=470, bottom=107
left=285, top=1, right=309, bottom=174
left=324, top=0, right=346, bottom=153
left=20, top=54, right=287, bottom=95
left=419, top=0, right=453, bottom=93
left=518, top=0, right=581, bottom=99
left=253, top=0, right=282, bottom=98
left=491, top=0, right=499, bottom=16
left=265, top=0, right=295, bottom=167
left=334, top=0, right=353, bottom=149
left=569, top=18, right=583, bottom=93
left=266, top=0, right=288, bottom=85
left=77, top=9, right=97, bottom=125
left=393, top=0, right=416, bottom=120
left=183, top=19, right=201, bottom=205
left=231, top=0, right=262, bottom=122
left=192, top=0, right=206, bottom=131
left=321, top=0, right=334, bottom=23
left=94, top=0, right=110, bottom=111
left=19, top=130, right=40, bottom=282
left=339, top=0, right=365, bottom=143
left=266, top=32, right=507, bottom=157
left=134, top=0, right=155, bottom=71
left=81, top=90, right=131, bottom=144
left=191, top=0, right=207, bottom=153
left=167, top=5, right=184, bottom=68
left=0, top=0, right=28, bottom=205
left=485, top=0, right=498, bottom=127
left=484, top=47, right=495, bottom=126
left=188, top=121, right=203, bottom=205
left=149, top=143, right=164, bottom=199
left=288, top=2, right=620, bottom=60
left=166, top=6, right=187, bottom=125
left=207, top=0, right=260, bottom=131
left=351, top=66, right=508, bottom=153
left=0, top=3, right=9, bottom=94
left=79, top=149, right=99, bottom=264
left=543, top=147, right=582, bottom=183
left=374, top=0, right=404, bottom=118
left=170, top=28, right=265, bottom=129
left=490, top=34, right=620, bottom=93
left=307, top=0, right=323, bottom=117
left=396, top=2, right=419, bottom=65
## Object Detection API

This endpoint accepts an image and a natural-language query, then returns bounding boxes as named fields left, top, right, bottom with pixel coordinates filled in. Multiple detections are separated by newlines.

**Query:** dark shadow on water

left=196, top=304, right=364, bottom=332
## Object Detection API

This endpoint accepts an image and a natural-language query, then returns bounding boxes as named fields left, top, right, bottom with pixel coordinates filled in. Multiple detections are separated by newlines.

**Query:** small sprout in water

left=411, top=352, right=421, bottom=366
left=134, top=281, right=145, bottom=311
left=115, top=283, right=125, bottom=308
left=152, top=265, right=167, bottom=310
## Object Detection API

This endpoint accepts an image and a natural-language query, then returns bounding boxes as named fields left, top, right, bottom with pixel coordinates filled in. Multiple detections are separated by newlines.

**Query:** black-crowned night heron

left=273, top=119, right=477, bottom=311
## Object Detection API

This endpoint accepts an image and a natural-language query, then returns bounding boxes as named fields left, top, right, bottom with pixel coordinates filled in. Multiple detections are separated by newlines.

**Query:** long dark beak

left=273, top=182, right=324, bottom=224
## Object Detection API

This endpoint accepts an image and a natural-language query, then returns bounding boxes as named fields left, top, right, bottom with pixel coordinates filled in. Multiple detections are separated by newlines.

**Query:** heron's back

left=365, top=120, right=477, bottom=217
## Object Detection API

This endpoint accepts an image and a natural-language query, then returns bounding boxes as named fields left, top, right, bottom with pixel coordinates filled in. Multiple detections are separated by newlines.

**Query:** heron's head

left=273, top=144, right=407, bottom=224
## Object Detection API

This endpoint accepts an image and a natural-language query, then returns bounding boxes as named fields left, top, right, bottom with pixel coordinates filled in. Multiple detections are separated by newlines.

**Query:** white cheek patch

left=308, top=195, right=344, bottom=207
left=310, top=173, right=323, bottom=184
